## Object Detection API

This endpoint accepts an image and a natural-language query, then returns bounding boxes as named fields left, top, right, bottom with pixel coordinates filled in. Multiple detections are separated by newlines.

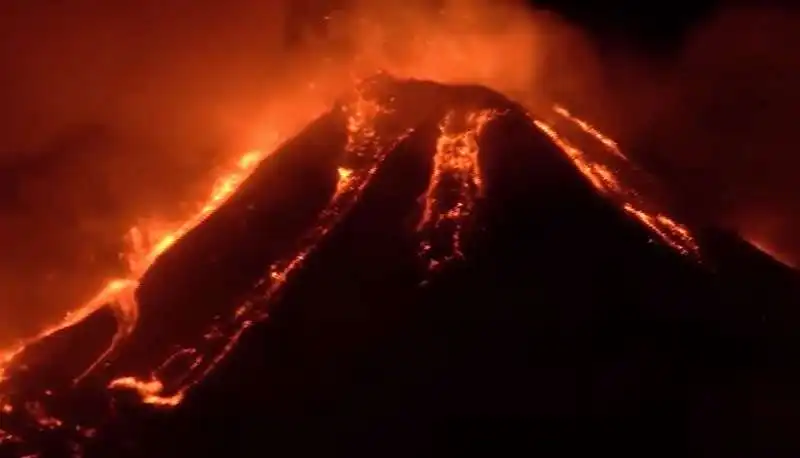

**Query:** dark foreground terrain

left=3, top=77, right=800, bottom=457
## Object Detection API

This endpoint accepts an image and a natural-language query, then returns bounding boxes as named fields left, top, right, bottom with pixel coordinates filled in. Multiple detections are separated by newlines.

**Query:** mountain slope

left=2, top=76, right=799, bottom=457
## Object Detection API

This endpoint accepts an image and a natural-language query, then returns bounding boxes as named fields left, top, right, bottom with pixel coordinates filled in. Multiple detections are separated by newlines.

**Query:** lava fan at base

left=0, top=75, right=793, bottom=457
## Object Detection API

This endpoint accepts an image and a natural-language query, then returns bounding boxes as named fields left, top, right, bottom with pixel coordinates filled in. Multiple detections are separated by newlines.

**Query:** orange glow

left=108, top=377, right=183, bottom=407
left=0, top=0, right=566, bottom=380
left=0, top=3, right=751, bottom=451
left=24, top=401, right=63, bottom=430
left=744, top=236, right=796, bottom=268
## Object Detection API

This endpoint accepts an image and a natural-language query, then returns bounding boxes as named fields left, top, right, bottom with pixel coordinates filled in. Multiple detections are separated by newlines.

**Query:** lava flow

left=533, top=106, right=700, bottom=257
left=103, top=86, right=410, bottom=405
left=418, top=109, right=499, bottom=270
left=0, top=143, right=277, bottom=390
left=0, top=149, right=277, bottom=406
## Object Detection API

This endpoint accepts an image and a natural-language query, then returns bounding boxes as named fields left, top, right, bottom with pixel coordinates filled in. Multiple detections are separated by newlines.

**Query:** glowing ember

left=417, top=109, right=498, bottom=270
left=0, top=429, right=17, bottom=446
left=24, top=402, right=62, bottom=430
left=108, top=377, right=183, bottom=407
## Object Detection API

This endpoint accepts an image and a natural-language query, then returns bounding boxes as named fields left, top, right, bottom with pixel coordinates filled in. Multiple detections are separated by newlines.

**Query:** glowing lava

left=0, top=145, right=278, bottom=388
left=418, top=109, right=498, bottom=270
left=553, top=105, right=628, bottom=160
left=533, top=106, right=700, bottom=257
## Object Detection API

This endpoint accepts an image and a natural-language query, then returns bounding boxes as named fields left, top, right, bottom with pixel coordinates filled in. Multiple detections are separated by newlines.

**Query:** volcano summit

left=1, top=76, right=798, bottom=457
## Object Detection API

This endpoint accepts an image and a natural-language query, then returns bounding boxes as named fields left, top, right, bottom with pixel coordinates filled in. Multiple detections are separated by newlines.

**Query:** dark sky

left=533, top=0, right=722, bottom=50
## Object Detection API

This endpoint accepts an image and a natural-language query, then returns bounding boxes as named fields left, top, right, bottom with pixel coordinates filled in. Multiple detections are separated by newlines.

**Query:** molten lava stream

left=551, top=105, right=795, bottom=269
left=531, top=106, right=699, bottom=258
left=418, top=109, right=499, bottom=271
left=0, top=145, right=276, bottom=386
left=552, top=105, right=627, bottom=160
left=104, top=87, right=409, bottom=405
left=0, top=148, right=282, bottom=429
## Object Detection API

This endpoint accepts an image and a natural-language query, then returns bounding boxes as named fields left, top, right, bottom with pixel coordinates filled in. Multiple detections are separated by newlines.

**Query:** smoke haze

left=0, top=0, right=797, bottom=344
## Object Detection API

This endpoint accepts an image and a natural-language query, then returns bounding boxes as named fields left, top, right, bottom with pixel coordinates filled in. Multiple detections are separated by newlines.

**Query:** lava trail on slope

left=2, top=75, right=800, bottom=457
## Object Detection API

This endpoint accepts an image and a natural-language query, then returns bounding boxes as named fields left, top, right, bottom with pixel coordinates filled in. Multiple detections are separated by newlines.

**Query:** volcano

left=1, top=76, right=799, bottom=457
